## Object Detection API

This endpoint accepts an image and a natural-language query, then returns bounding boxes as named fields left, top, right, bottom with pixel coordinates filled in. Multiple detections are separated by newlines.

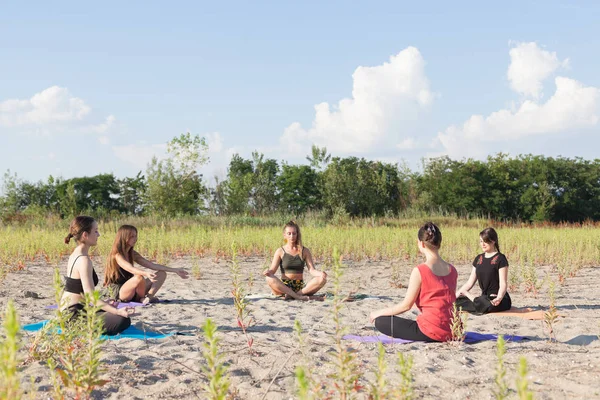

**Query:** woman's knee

left=156, top=270, right=167, bottom=280
left=103, top=315, right=131, bottom=336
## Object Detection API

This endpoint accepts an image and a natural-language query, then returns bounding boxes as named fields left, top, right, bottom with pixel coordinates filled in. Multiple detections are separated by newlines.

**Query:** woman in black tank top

left=263, top=221, right=327, bottom=300
left=60, top=216, right=132, bottom=336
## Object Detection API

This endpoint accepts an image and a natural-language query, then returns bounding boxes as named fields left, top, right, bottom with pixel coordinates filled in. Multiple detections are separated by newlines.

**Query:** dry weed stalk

left=229, top=243, right=254, bottom=351
left=389, top=261, right=403, bottom=289
left=543, top=280, right=559, bottom=342
left=449, top=303, right=468, bottom=345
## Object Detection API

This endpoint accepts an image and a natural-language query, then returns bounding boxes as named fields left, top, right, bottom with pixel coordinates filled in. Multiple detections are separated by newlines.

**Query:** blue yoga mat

left=22, top=320, right=174, bottom=340
left=343, top=331, right=526, bottom=344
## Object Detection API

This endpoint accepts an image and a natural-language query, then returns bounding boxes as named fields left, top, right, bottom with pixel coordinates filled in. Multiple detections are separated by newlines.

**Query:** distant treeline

left=2, top=134, right=599, bottom=223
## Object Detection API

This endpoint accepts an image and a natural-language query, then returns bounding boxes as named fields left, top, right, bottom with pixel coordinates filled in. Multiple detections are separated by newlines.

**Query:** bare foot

left=142, top=295, right=160, bottom=305
left=284, top=294, right=309, bottom=301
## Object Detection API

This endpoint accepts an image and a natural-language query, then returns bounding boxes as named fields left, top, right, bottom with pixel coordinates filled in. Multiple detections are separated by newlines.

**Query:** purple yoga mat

left=45, top=301, right=146, bottom=310
left=343, top=332, right=526, bottom=344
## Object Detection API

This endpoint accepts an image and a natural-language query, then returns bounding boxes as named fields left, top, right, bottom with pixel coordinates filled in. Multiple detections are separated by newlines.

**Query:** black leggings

left=374, top=316, right=436, bottom=342
left=455, top=293, right=512, bottom=315
left=68, top=304, right=131, bottom=336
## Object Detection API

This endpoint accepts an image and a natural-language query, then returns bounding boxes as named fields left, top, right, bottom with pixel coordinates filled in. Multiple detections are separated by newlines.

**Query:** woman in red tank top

left=369, top=222, right=457, bottom=342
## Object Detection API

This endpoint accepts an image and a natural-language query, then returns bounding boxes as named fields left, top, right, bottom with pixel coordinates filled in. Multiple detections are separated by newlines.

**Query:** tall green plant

left=0, top=300, right=23, bottom=400
left=328, top=248, right=362, bottom=399
left=493, top=335, right=508, bottom=400
left=201, top=318, right=230, bottom=400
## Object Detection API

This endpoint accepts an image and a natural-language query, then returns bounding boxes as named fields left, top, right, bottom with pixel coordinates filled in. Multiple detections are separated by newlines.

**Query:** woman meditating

left=103, top=225, right=189, bottom=304
left=61, top=216, right=132, bottom=336
left=455, top=227, right=511, bottom=314
left=369, top=222, right=457, bottom=342
left=263, top=221, right=327, bottom=300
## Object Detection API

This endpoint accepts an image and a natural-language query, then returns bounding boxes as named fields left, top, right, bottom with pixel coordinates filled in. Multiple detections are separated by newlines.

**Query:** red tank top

left=415, top=263, right=458, bottom=342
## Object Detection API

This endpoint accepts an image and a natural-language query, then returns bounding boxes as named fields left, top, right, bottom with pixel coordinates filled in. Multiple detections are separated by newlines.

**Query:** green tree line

left=2, top=134, right=599, bottom=223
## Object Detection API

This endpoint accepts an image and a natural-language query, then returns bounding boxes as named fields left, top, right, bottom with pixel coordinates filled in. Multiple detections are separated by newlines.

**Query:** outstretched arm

left=369, top=267, right=421, bottom=322
left=115, top=253, right=157, bottom=281
left=133, top=251, right=189, bottom=279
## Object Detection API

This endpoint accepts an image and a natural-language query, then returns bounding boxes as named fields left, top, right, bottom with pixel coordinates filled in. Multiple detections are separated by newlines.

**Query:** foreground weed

left=229, top=243, right=254, bottom=351
left=295, top=366, right=312, bottom=400
left=493, top=335, right=508, bottom=400
left=201, top=318, right=230, bottom=400
left=0, top=300, right=23, bottom=400
left=449, top=303, right=468, bottom=344
left=328, top=248, right=363, bottom=399
left=368, top=343, right=389, bottom=400
left=55, top=291, right=108, bottom=399
left=543, top=280, right=559, bottom=342
left=294, top=320, right=322, bottom=399
left=393, top=352, right=413, bottom=400
left=516, top=357, right=534, bottom=400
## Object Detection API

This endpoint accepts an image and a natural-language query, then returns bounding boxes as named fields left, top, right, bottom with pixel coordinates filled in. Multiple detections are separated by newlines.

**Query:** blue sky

left=1, top=1, right=599, bottom=185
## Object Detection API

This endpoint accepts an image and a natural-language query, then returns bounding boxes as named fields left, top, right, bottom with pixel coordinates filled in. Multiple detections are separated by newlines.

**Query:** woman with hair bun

left=455, top=227, right=511, bottom=314
left=263, top=220, right=327, bottom=300
left=61, top=216, right=132, bottom=336
left=369, top=222, right=458, bottom=342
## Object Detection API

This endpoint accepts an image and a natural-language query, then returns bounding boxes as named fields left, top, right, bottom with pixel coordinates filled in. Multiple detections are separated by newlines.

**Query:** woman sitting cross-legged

left=369, top=222, right=458, bottom=342
left=103, top=225, right=189, bottom=305
left=263, top=220, right=327, bottom=300
left=455, top=227, right=512, bottom=315
left=61, top=216, right=133, bottom=336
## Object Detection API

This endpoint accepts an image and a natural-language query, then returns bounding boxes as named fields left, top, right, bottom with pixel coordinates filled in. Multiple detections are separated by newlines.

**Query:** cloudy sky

left=1, top=1, right=599, bottom=185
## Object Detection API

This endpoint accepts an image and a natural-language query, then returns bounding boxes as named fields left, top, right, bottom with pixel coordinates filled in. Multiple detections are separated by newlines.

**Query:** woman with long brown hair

left=104, top=225, right=189, bottom=304
left=455, top=227, right=512, bottom=314
left=61, top=216, right=132, bottom=335
left=263, top=220, right=327, bottom=300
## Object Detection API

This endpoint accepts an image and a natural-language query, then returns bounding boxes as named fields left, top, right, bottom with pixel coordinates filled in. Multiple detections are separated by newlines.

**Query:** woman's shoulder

left=69, top=253, right=91, bottom=270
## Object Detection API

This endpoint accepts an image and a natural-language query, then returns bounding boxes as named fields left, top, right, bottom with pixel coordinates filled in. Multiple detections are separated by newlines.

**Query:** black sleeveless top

left=279, top=247, right=306, bottom=275
left=64, top=255, right=99, bottom=294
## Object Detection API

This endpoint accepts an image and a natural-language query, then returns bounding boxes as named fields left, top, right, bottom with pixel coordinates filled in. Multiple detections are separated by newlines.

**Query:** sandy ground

left=1, top=256, right=599, bottom=399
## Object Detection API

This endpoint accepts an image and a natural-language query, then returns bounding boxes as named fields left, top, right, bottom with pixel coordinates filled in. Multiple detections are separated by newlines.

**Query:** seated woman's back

left=415, top=262, right=457, bottom=342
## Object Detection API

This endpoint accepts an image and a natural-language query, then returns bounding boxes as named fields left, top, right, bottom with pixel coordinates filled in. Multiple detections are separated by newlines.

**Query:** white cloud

left=0, top=86, right=91, bottom=127
left=438, top=42, right=599, bottom=159
left=281, top=46, right=436, bottom=154
left=507, top=42, right=569, bottom=99
left=205, top=132, right=223, bottom=153
left=112, top=143, right=168, bottom=170
left=112, top=132, right=227, bottom=174
left=92, top=114, right=116, bottom=134
left=396, top=138, right=416, bottom=150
